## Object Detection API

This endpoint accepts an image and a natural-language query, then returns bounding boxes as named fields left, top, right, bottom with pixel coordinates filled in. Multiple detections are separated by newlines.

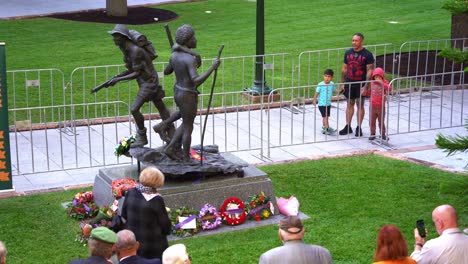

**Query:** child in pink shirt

left=368, top=67, right=391, bottom=141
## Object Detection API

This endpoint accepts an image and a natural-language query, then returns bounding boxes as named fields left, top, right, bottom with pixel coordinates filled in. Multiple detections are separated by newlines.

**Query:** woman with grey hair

left=121, top=166, right=171, bottom=259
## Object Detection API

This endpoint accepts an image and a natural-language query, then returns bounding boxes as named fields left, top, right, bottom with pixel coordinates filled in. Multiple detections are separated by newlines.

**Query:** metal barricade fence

left=297, top=44, right=396, bottom=89
left=8, top=101, right=132, bottom=175
left=7, top=68, right=66, bottom=126
left=6, top=42, right=467, bottom=173
left=264, top=81, right=373, bottom=157
left=388, top=71, right=467, bottom=135
left=68, top=53, right=292, bottom=113
left=397, top=38, right=467, bottom=86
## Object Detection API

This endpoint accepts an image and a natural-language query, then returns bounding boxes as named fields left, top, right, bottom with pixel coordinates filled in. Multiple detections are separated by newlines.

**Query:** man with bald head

left=411, top=204, right=468, bottom=264
left=115, top=229, right=161, bottom=264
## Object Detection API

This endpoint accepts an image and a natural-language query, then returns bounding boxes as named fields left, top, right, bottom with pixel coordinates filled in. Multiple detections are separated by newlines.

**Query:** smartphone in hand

left=416, top=219, right=426, bottom=238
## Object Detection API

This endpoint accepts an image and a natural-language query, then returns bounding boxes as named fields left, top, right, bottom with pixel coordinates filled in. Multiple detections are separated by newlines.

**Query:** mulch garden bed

left=48, top=6, right=177, bottom=25
left=376, top=51, right=466, bottom=86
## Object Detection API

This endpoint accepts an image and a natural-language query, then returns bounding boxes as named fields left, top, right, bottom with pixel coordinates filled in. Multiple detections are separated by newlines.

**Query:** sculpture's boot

left=164, top=146, right=181, bottom=161
left=132, top=128, right=148, bottom=147
left=153, top=122, right=171, bottom=144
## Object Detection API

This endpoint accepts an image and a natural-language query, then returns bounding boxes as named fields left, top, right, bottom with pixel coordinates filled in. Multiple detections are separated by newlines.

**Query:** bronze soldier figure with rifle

left=91, top=24, right=174, bottom=147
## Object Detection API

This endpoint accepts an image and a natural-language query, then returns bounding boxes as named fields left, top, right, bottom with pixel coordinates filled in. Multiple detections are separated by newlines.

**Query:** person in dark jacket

left=121, top=166, right=171, bottom=259
left=116, top=229, right=161, bottom=264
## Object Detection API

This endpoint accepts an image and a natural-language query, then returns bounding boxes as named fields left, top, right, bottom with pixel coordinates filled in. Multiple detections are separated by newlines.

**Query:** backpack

left=129, top=29, right=158, bottom=60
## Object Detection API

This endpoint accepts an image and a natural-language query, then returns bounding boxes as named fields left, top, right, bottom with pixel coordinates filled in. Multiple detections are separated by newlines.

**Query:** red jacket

left=370, top=67, right=391, bottom=107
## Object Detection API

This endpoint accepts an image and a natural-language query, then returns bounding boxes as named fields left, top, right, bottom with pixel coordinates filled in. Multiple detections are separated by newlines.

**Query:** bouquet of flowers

left=170, top=206, right=202, bottom=237
left=114, top=135, right=136, bottom=157
left=198, top=203, right=222, bottom=230
left=112, top=178, right=137, bottom=198
left=244, top=191, right=274, bottom=221
left=66, top=191, right=99, bottom=220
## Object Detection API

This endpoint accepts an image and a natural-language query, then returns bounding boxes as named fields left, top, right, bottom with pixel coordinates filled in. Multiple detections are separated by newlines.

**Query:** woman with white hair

left=162, top=244, right=191, bottom=264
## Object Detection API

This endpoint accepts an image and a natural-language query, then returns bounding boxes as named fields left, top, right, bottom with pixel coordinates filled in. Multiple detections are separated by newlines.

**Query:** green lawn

left=0, top=0, right=450, bottom=73
left=0, top=155, right=466, bottom=263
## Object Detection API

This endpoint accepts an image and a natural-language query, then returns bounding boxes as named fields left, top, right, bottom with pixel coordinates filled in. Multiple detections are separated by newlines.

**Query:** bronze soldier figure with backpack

left=92, top=24, right=174, bottom=147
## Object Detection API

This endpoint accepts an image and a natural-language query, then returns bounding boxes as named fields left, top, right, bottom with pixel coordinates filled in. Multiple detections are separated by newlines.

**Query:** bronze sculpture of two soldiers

left=93, top=24, right=220, bottom=162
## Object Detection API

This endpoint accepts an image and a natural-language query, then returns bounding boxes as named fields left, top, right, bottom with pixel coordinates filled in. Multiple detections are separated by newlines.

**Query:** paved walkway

left=0, top=0, right=187, bottom=19
left=6, top=115, right=467, bottom=196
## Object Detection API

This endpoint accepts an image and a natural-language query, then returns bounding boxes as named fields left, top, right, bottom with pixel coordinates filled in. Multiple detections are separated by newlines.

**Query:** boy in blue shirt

left=313, top=69, right=339, bottom=135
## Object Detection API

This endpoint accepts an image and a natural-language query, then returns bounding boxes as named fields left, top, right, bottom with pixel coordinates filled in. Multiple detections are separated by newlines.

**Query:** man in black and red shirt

left=339, top=33, right=374, bottom=137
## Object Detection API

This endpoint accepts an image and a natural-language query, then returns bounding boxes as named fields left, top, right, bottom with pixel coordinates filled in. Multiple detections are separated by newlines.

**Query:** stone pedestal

left=93, top=154, right=278, bottom=213
left=106, top=0, right=128, bottom=17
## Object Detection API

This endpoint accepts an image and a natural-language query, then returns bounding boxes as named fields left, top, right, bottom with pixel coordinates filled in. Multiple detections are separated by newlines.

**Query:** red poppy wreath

left=219, top=197, right=246, bottom=225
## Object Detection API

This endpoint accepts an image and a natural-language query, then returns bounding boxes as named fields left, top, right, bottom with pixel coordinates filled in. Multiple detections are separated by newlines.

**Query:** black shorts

left=318, top=105, right=331, bottom=117
left=344, top=82, right=362, bottom=99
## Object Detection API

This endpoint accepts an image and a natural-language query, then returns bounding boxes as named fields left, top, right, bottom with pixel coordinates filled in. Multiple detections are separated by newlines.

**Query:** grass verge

left=0, top=154, right=466, bottom=263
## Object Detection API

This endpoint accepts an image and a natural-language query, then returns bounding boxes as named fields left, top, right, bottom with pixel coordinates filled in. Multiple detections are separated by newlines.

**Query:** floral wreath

left=112, top=178, right=137, bottom=198
left=66, top=191, right=99, bottom=220
left=220, top=197, right=246, bottom=225
left=114, top=135, right=136, bottom=157
left=244, top=192, right=274, bottom=221
left=170, top=207, right=202, bottom=237
left=198, top=203, right=222, bottom=230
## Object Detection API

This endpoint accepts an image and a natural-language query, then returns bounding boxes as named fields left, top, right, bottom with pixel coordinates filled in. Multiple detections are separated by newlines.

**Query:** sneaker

left=381, top=135, right=388, bottom=141
left=355, top=126, right=363, bottom=137
left=339, top=125, right=353, bottom=135
left=321, top=126, right=327, bottom=134
left=369, top=135, right=376, bottom=140
left=327, top=127, right=336, bottom=135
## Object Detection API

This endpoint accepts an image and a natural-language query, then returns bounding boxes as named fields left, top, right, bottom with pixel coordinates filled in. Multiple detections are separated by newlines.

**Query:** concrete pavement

left=7, top=122, right=467, bottom=196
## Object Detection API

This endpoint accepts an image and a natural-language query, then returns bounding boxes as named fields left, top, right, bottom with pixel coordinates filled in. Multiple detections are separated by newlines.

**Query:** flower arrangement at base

left=112, top=178, right=137, bottom=198
left=244, top=191, right=274, bottom=221
left=220, top=197, right=246, bottom=225
left=66, top=191, right=99, bottom=220
left=114, top=135, right=136, bottom=157
left=198, top=203, right=222, bottom=230
left=74, top=202, right=118, bottom=246
left=90, top=204, right=116, bottom=226
left=170, top=206, right=202, bottom=237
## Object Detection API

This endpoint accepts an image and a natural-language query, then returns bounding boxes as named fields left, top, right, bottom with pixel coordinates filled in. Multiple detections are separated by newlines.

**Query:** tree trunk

left=451, top=13, right=468, bottom=49
left=106, top=0, right=128, bottom=17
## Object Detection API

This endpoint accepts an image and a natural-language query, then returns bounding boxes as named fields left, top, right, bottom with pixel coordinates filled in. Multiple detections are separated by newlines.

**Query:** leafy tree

left=436, top=1, right=468, bottom=167
left=435, top=118, right=468, bottom=167
left=441, top=0, right=468, bottom=49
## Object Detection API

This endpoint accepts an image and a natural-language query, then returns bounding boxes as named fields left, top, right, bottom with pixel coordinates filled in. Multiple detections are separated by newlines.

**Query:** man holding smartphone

left=411, top=204, right=468, bottom=264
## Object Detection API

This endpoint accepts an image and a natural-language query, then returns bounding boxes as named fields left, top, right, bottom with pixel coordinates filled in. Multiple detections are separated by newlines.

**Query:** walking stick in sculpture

left=200, top=45, right=224, bottom=166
